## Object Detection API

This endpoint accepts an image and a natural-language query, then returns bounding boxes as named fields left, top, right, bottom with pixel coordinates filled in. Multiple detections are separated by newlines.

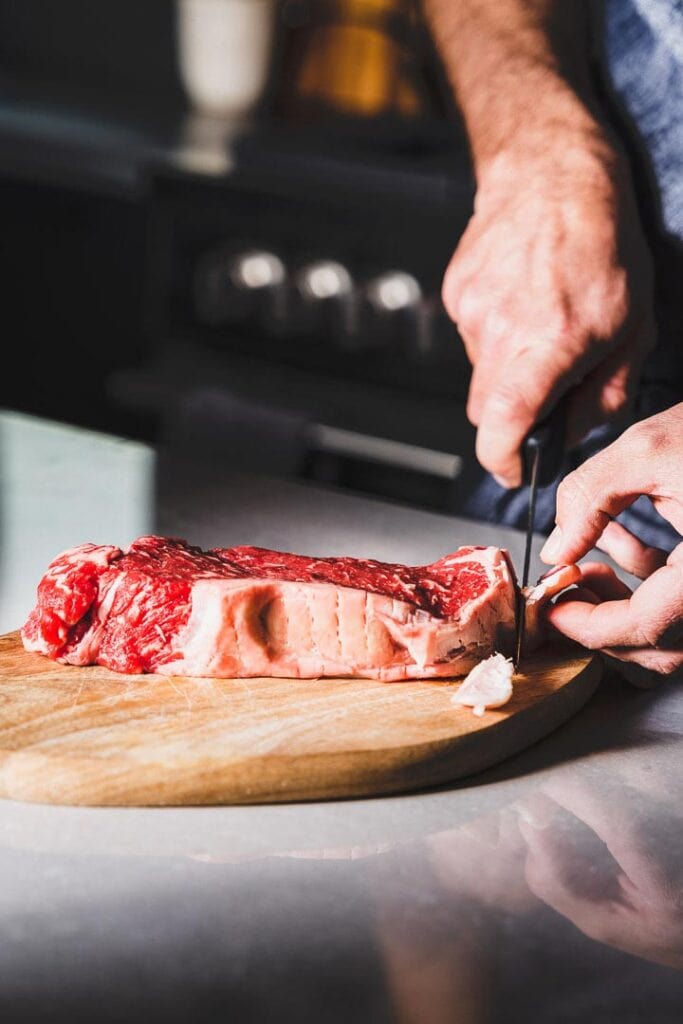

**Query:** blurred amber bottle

left=271, top=0, right=435, bottom=121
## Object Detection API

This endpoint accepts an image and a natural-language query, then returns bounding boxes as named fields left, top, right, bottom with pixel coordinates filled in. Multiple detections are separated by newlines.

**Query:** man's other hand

left=540, top=405, right=683, bottom=681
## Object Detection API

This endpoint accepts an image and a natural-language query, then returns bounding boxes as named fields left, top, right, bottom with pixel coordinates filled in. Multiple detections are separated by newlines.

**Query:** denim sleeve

left=604, top=0, right=683, bottom=241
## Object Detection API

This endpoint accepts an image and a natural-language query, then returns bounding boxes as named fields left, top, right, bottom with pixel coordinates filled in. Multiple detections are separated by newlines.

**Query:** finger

left=467, top=349, right=514, bottom=428
left=595, top=521, right=668, bottom=580
left=465, top=356, right=489, bottom=426
left=548, top=594, right=636, bottom=646
left=442, top=250, right=481, bottom=336
left=447, top=273, right=491, bottom=425
left=462, top=321, right=511, bottom=427
left=440, top=254, right=464, bottom=327
left=548, top=561, right=683, bottom=650
left=476, top=385, right=547, bottom=488
left=475, top=345, right=580, bottom=487
left=573, top=561, right=634, bottom=601
left=541, top=407, right=683, bottom=565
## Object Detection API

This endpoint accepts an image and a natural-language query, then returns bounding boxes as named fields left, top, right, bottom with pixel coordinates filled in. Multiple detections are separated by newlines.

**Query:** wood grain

left=0, top=632, right=601, bottom=806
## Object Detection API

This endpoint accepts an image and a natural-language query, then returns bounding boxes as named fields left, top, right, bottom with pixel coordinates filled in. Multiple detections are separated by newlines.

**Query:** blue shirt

left=605, top=0, right=683, bottom=242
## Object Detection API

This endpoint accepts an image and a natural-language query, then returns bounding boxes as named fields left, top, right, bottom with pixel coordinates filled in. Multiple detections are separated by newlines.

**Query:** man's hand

left=423, top=0, right=657, bottom=486
left=539, top=404, right=683, bottom=681
left=443, top=146, right=655, bottom=486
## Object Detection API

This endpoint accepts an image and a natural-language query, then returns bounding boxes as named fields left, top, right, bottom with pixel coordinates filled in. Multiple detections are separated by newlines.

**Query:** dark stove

left=114, top=118, right=478, bottom=511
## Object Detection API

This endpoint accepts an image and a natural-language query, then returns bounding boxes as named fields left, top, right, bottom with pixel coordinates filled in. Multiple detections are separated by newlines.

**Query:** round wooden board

left=0, top=632, right=602, bottom=806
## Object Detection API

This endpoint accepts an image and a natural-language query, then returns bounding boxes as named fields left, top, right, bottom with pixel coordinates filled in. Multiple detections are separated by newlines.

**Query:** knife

left=513, top=398, right=569, bottom=668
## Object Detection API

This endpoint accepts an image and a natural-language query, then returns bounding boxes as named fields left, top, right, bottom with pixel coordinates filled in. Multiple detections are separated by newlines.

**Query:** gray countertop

left=1, top=410, right=681, bottom=1023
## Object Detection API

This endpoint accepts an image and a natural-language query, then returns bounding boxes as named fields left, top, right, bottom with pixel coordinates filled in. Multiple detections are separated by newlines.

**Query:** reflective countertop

left=1, top=410, right=681, bottom=1023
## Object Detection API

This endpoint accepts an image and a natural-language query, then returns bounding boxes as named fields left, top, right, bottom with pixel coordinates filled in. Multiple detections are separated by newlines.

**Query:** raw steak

left=21, top=537, right=578, bottom=681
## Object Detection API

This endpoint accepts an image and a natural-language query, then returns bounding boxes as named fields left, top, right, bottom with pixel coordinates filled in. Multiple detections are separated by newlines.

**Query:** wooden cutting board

left=0, top=631, right=601, bottom=806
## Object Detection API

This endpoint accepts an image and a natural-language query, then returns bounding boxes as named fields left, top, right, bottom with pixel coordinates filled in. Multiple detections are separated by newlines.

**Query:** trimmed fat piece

left=451, top=653, right=515, bottom=716
left=21, top=536, right=520, bottom=681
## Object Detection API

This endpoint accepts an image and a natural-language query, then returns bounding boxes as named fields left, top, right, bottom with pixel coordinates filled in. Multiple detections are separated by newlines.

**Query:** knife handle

left=523, top=394, right=570, bottom=487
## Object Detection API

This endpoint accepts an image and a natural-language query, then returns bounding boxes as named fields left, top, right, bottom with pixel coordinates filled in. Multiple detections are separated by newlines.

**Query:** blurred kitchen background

left=0, top=0, right=478, bottom=514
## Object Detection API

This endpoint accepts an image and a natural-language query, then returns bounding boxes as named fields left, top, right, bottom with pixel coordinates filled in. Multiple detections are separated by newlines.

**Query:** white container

left=176, top=0, right=276, bottom=115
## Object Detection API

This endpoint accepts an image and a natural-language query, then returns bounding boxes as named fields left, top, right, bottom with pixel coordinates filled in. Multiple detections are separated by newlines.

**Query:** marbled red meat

left=21, top=536, right=574, bottom=681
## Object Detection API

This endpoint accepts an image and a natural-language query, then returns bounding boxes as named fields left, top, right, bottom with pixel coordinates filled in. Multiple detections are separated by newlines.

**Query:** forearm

left=423, top=0, right=613, bottom=176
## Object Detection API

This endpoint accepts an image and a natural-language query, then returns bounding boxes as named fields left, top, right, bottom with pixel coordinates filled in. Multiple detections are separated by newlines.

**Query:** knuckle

left=441, top=282, right=459, bottom=325
left=481, top=307, right=513, bottom=342
left=451, top=286, right=485, bottom=330
left=441, top=263, right=463, bottom=322
left=641, top=621, right=666, bottom=649
left=556, top=465, right=597, bottom=521
left=640, top=609, right=682, bottom=651
left=656, top=654, right=683, bottom=678
left=442, top=249, right=477, bottom=320
left=577, top=613, right=613, bottom=651
left=579, top=630, right=604, bottom=652
left=460, top=330, right=479, bottom=363
left=466, top=404, right=480, bottom=428
left=620, top=418, right=666, bottom=460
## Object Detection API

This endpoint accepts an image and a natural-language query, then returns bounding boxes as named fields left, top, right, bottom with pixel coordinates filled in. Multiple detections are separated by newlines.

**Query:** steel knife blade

left=513, top=400, right=569, bottom=668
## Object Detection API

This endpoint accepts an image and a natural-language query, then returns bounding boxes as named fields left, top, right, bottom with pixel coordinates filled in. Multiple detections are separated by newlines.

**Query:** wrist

left=473, top=106, right=625, bottom=200
left=461, top=65, right=622, bottom=183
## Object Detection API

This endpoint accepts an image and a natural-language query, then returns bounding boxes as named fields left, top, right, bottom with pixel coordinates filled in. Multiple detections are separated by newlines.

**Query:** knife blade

left=513, top=399, right=569, bottom=667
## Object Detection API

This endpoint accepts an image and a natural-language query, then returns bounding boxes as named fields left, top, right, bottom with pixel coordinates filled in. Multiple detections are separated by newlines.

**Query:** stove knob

left=230, top=250, right=286, bottom=291
left=298, top=260, right=352, bottom=301
left=296, top=261, right=358, bottom=346
left=365, top=272, right=433, bottom=359
left=194, top=248, right=287, bottom=326
left=230, top=250, right=287, bottom=324
left=366, top=271, right=421, bottom=314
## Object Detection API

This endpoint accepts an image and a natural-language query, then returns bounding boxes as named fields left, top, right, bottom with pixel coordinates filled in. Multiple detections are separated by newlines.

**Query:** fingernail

left=540, top=526, right=564, bottom=563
